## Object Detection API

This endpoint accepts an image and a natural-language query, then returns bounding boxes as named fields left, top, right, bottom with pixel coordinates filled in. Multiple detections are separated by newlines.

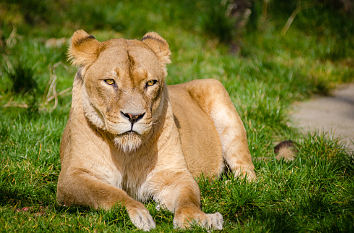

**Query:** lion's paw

left=205, top=212, right=223, bottom=230
left=173, top=208, right=223, bottom=230
left=127, top=205, right=156, bottom=231
left=234, top=166, right=256, bottom=182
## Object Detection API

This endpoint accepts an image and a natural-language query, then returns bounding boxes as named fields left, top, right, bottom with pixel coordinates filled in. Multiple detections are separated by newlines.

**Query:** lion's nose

left=120, top=111, right=145, bottom=124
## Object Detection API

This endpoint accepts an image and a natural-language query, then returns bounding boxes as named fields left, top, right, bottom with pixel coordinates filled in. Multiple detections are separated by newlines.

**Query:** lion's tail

left=274, top=140, right=297, bottom=161
left=257, top=140, right=298, bottom=162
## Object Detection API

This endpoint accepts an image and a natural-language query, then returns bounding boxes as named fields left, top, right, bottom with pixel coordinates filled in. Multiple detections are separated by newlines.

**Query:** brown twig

left=3, top=98, right=29, bottom=108
left=41, top=62, right=68, bottom=111
left=281, top=4, right=302, bottom=36
left=6, top=26, right=17, bottom=48
left=281, top=2, right=314, bottom=36
left=262, top=0, right=269, bottom=20
left=45, top=87, right=71, bottom=103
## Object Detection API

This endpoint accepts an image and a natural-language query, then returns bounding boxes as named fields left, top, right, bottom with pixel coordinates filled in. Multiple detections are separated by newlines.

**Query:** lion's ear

left=68, top=30, right=102, bottom=67
left=142, top=32, right=171, bottom=65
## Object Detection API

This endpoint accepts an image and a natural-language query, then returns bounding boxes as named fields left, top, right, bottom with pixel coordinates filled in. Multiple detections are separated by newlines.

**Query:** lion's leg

left=185, top=79, right=256, bottom=181
left=148, top=170, right=223, bottom=230
left=57, top=169, right=155, bottom=231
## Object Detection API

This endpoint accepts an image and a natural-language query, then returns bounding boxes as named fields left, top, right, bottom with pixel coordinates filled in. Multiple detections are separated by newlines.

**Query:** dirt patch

left=290, top=84, right=354, bottom=152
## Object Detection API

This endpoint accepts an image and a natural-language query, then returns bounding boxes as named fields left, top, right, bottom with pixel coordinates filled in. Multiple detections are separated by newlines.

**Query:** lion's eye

left=146, top=80, right=157, bottom=87
left=104, top=79, right=115, bottom=85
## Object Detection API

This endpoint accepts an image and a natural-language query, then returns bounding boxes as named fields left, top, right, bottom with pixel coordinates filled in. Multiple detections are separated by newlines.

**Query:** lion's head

left=68, top=30, right=171, bottom=152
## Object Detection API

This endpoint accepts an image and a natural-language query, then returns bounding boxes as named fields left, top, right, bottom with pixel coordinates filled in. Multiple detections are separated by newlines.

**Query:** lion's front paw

left=173, top=207, right=223, bottom=230
left=205, top=212, right=223, bottom=230
left=234, top=166, right=256, bottom=182
left=127, top=203, right=156, bottom=231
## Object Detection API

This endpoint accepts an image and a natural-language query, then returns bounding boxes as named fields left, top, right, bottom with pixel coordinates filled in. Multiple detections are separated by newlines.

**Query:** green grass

left=1, top=0, right=353, bottom=232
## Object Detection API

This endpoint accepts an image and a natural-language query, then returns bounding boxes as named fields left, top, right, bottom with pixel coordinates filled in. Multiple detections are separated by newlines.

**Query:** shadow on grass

left=0, top=187, right=94, bottom=215
left=255, top=209, right=298, bottom=232
left=0, top=188, right=37, bottom=207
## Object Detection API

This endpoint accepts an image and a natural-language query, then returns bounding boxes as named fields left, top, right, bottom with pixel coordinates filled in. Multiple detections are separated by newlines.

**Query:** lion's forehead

left=89, top=42, right=163, bottom=81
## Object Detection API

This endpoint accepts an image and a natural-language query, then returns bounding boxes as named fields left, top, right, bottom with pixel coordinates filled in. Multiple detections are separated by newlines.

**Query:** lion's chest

left=110, top=153, right=154, bottom=201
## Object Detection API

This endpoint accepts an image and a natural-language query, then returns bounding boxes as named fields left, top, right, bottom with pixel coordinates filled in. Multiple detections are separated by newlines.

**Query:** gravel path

left=290, top=84, right=354, bottom=152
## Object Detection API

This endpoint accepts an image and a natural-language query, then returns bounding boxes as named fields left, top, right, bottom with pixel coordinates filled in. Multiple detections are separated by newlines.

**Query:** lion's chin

left=113, top=132, right=143, bottom=153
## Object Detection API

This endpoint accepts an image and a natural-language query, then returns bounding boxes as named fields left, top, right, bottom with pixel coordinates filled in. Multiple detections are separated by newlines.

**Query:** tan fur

left=275, top=140, right=297, bottom=162
left=57, top=30, right=255, bottom=231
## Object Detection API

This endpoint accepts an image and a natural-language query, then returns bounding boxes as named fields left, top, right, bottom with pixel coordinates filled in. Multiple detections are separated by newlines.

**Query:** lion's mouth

left=120, top=130, right=140, bottom=136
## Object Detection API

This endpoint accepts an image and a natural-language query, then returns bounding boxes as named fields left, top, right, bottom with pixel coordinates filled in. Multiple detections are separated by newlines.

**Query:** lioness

left=57, top=30, right=256, bottom=231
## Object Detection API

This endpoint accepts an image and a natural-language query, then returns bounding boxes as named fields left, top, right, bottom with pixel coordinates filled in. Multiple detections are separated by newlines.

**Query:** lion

left=57, top=30, right=256, bottom=231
